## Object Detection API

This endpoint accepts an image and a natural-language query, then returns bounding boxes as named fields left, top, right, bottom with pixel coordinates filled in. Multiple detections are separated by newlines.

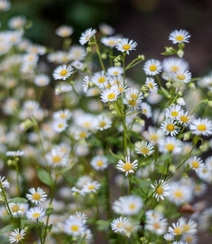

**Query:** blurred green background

left=1, top=0, right=212, bottom=75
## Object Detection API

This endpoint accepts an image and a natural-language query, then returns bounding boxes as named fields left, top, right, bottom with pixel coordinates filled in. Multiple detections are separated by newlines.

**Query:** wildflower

left=82, top=181, right=101, bottom=194
left=146, top=210, right=164, bottom=221
left=179, top=217, right=197, bottom=234
left=64, top=218, right=86, bottom=236
left=52, top=119, right=68, bottom=133
left=99, top=23, right=115, bottom=35
left=182, top=233, right=198, bottom=244
left=186, top=156, right=203, bottom=171
left=45, top=148, right=69, bottom=167
left=168, top=222, right=183, bottom=236
left=169, top=29, right=190, bottom=44
left=151, top=180, right=170, bottom=201
left=71, top=60, right=83, bottom=70
left=101, top=87, right=119, bottom=103
left=76, top=175, right=92, bottom=188
left=34, top=74, right=50, bottom=87
left=107, top=66, right=124, bottom=76
left=111, top=217, right=130, bottom=234
left=53, top=109, right=72, bottom=121
left=145, top=77, right=158, bottom=93
left=9, top=228, right=26, bottom=243
left=117, top=156, right=138, bottom=176
left=134, top=141, right=154, bottom=157
left=112, top=195, right=143, bottom=215
left=0, top=176, right=10, bottom=191
left=55, top=25, right=74, bottom=37
left=0, top=0, right=11, bottom=11
left=195, top=164, right=212, bottom=183
left=53, top=64, right=74, bottom=80
left=189, top=118, right=212, bottom=136
left=94, top=114, right=112, bottom=131
left=140, top=102, right=152, bottom=118
left=159, top=136, right=182, bottom=154
left=143, top=59, right=162, bottom=76
left=167, top=182, right=192, bottom=206
left=116, top=38, right=137, bottom=54
left=124, top=88, right=143, bottom=110
left=90, top=155, right=109, bottom=170
left=178, top=110, right=193, bottom=125
left=8, top=16, right=26, bottom=29
left=69, top=45, right=86, bottom=61
left=143, top=126, right=164, bottom=145
left=26, top=187, right=47, bottom=204
left=165, top=104, right=182, bottom=120
left=193, top=182, right=207, bottom=197
left=172, top=241, right=187, bottom=244
left=162, top=57, right=189, bottom=73
left=9, top=203, right=28, bottom=217
left=174, top=70, right=192, bottom=83
left=91, top=71, right=108, bottom=88
left=26, top=207, right=45, bottom=220
left=71, top=212, right=87, bottom=224
left=101, top=36, right=120, bottom=47
left=160, top=118, right=179, bottom=136
left=163, top=233, right=174, bottom=241
left=145, top=217, right=168, bottom=235
left=79, top=28, right=97, bottom=45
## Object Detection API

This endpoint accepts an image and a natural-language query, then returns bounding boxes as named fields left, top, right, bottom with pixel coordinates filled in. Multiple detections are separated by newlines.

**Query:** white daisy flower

left=169, top=29, right=190, bottom=44
left=189, top=118, right=212, bottom=136
left=45, top=148, right=69, bottom=167
left=0, top=0, right=11, bottom=11
left=26, top=207, right=45, bottom=220
left=91, top=70, right=108, bottom=88
left=69, top=45, right=87, bottom=61
left=186, top=156, right=203, bottom=171
left=90, top=155, right=109, bottom=170
left=195, top=164, right=212, bottom=183
left=107, top=66, right=124, bottom=76
left=173, top=70, right=192, bottom=83
left=101, top=36, right=120, bottom=48
left=82, top=181, right=101, bottom=194
left=9, top=203, right=28, bottom=217
left=134, top=141, right=154, bottom=157
left=140, top=102, right=152, bottom=118
left=6, top=150, right=24, bottom=157
left=179, top=217, right=197, bottom=234
left=52, top=119, right=68, bottom=133
left=53, top=109, right=72, bottom=121
left=71, top=60, right=83, bottom=70
left=163, top=233, right=174, bottom=241
left=64, top=218, right=86, bottom=236
left=79, top=28, right=97, bottom=45
left=168, top=221, right=183, bottom=236
left=151, top=180, right=170, bottom=201
left=159, top=136, right=182, bottom=154
left=145, top=77, right=158, bottom=93
left=162, top=57, right=189, bottom=73
left=8, top=16, right=26, bottom=29
left=178, top=110, right=193, bottom=125
left=142, top=126, right=164, bottom=145
left=55, top=25, right=74, bottom=37
left=145, top=217, right=167, bottom=235
left=111, top=217, right=129, bottom=234
left=160, top=118, right=179, bottom=136
left=182, top=233, right=198, bottom=244
left=165, top=104, right=182, bottom=120
left=124, top=88, right=143, bottom=110
left=193, top=182, right=207, bottom=197
left=143, top=59, right=162, bottom=76
left=117, top=156, right=138, bottom=176
left=99, top=23, right=115, bottom=35
left=101, top=87, right=119, bottom=103
left=53, top=64, right=74, bottom=80
left=34, top=74, right=50, bottom=87
left=112, top=195, right=143, bottom=215
left=26, top=187, right=47, bottom=204
left=116, top=38, right=137, bottom=54
left=94, top=114, right=112, bottom=131
left=9, top=228, right=26, bottom=243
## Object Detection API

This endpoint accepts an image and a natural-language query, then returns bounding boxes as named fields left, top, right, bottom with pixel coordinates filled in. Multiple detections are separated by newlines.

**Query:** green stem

left=94, top=36, right=105, bottom=71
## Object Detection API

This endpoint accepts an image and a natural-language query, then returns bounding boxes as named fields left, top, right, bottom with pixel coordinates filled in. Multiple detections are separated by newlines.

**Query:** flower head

left=56, top=25, right=74, bottom=37
left=9, top=229, right=26, bottom=243
left=53, top=64, right=74, bottom=80
left=26, top=187, right=47, bottom=204
left=190, top=118, right=212, bottom=136
left=79, top=28, right=96, bottom=45
left=117, top=156, right=138, bottom=176
left=169, top=29, right=190, bottom=44
left=143, top=59, right=162, bottom=76
left=26, top=207, right=45, bottom=220
left=151, top=180, right=170, bottom=201
left=116, top=38, right=137, bottom=54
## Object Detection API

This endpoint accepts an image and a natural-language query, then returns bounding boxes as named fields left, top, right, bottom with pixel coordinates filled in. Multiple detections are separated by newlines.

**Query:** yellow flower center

left=150, top=134, right=158, bottom=141
left=171, top=65, right=179, bottom=72
left=88, top=184, right=95, bottom=190
left=113, top=71, right=119, bottom=75
left=79, top=131, right=87, bottom=139
left=99, top=121, right=106, bottom=128
left=129, top=203, right=136, bottom=209
left=165, top=143, right=175, bottom=151
left=130, top=94, right=138, bottom=100
left=97, top=160, right=103, bottom=167
left=59, top=69, right=68, bottom=77
left=71, top=225, right=79, bottom=232
left=183, top=224, right=190, bottom=232
left=166, top=124, right=175, bottom=132
left=117, top=222, right=124, bottom=228
left=174, top=226, right=182, bottom=235
left=107, top=93, right=115, bottom=100
left=180, top=115, right=189, bottom=123
left=156, top=186, right=164, bottom=195
left=153, top=222, right=160, bottom=229
left=32, top=193, right=41, bottom=200
left=52, top=155, right=62, bottom=164
left=197, top=124, right=206, bottom=131
left=123, top=44, right=131, bottom=51
left=32, top=213, right=41, bottom=218
left=98, top=77, right=106, bottom=83
left=148, top=83, right=154, bottom=89
left=108, top=40, right=115, bottom=45
left=141, top=147, right=149, bottom=154
left=123, top=162, right=133, bottom=171
left=174, top=190, right=183, bottom=198
left=171, top=111, right=179, bottom=117
left=177, top=74, right=185, bottom=80
left=149, top=64, right=157, bottom=72
left=176, top=35, right=184, bottom=41
left=60, top=113, right=66, bottom=119
left=191, top=161, right=199, bottom=169
left=11, top=205, right=20, bottom=212
left=128, top=99, right=137, bottom=106
left=15, top=234, right=22, bottom=241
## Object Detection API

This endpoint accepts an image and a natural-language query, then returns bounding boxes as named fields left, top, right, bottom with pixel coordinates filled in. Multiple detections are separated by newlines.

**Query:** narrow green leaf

left=9, top=197, right=28, bottom=203
left=0, top=224, right=14, bottom=234
left=160, top=87, right=170, bottom=98
left=37, top=168, right=53, bottom=187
